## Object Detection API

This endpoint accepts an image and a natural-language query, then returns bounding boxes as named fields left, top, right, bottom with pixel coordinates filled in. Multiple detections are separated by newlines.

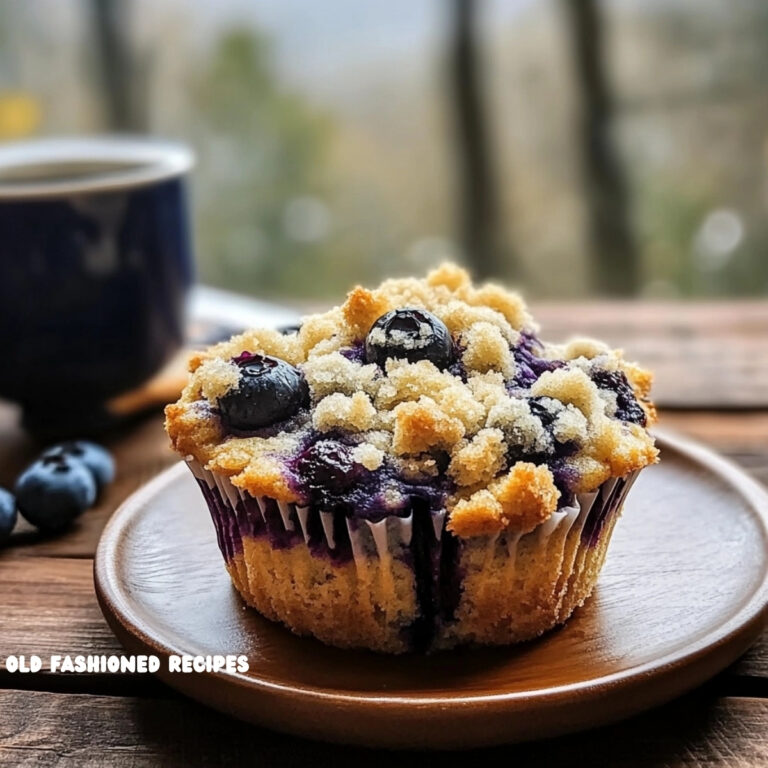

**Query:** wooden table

left=1, top=301, right=767, bottom=766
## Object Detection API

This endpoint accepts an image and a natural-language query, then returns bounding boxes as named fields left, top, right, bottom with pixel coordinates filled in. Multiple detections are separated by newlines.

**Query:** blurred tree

left=616, top=0, right=768, bottom=297
left=562, top=0, right=638, bottom=296
left=89, top=0, right=145, bottom=130
left=449, top=0, right=510, bottom=281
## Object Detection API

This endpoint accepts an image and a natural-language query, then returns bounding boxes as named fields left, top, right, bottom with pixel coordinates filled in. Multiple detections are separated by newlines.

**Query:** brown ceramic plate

left=95, top=430, right=768, bottom=749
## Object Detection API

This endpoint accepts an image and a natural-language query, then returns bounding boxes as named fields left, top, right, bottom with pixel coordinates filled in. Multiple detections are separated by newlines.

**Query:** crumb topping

left=447, top=462, right=559, bottom=537
left=303, top=352, right=379, bottom=399
left=313, top=392, right=376, bottom=433
left=393, top=397, right=466, bottom=455
left=166, top=263, right=657, bottom=536
left=461, top=322, right=516, bottom=378
left=196, top=358, right=241, bottom=402
left=448, top=428, right=507, bottom=487
left=352, top=442, right=385, bottom=471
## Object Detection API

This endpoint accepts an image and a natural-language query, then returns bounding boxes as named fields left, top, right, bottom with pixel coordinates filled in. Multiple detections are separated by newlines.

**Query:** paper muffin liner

left=185, top=458, right=639, bottom=651
left=186, top=459, right=427, bottom=568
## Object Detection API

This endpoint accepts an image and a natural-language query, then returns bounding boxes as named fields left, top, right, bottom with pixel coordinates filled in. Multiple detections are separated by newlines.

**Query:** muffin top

left=166, top=264, right=657, bottom=538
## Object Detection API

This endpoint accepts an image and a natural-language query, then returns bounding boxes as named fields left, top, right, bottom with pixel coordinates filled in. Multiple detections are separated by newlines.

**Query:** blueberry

left=296, top=440, right=364, bottom=493
left=218, top=353, right=309, bottom=432
left=0, top=488, right=16, bottom=543
left=590, top=368, right=647, bottom=426
left=41, top=441, right=115, bottom=489
left=365, top=308, right=453, bottom=369
left=15, top=455, right=97, bottom=532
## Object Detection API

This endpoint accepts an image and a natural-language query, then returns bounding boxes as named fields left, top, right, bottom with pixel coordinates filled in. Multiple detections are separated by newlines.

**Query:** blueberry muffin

left=165, top=264, right=657, bottom=653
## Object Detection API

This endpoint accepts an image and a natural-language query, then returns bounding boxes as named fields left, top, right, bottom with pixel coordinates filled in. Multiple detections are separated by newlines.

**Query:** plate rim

left=94, top=429, right=768, bottom=743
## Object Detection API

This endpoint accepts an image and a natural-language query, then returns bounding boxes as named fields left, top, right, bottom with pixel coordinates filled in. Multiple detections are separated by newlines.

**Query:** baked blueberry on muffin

left=165, top=264, right=657, bottom=653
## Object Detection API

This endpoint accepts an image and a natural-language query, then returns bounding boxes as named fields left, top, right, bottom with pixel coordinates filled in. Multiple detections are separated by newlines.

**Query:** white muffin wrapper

left=186, top=458, right=639, bottom=577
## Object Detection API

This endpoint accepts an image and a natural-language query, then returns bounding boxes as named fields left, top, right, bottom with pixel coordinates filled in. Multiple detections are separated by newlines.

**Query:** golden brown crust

left=165, top=402, right=226, bottom=461
left=165, top=263, right=658, bottom=531
left=342, top=286, right=392, bottom=338
left=228, top=460, right=300, bottom=502
left=447, top=429, right=506, bottom=488
left=447, top=462, right=560, bottom=537
left=392, top=397, right=466, bottom=455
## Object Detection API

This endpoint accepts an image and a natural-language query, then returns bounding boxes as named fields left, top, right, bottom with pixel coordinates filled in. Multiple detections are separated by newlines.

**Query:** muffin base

left=188, top=460, right=638, bottom=653
left=237, top=537, right=416, bottom=653
left=439, top=479, right=630, bottom=648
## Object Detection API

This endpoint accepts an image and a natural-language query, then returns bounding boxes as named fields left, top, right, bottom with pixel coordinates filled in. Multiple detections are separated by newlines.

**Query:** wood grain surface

left=1, top=301, right=767, bottom=763
left=533, top=302, right=768, bottom=409
left=0, top=689, right=767, bottom=767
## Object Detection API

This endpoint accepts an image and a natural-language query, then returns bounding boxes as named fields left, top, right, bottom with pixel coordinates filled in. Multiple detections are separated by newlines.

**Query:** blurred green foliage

left=191, top=29, right=333, bottom=295
left=189, top=28, right=429, bottom=299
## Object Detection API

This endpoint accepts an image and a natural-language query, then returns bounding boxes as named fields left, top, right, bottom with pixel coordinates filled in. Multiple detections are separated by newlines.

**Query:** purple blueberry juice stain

left=289, top=434, right=451, bottom=522
left=286, top=431, right=462, bottom=645
left=581, top=477, right=627, bottom=547
left=339, top=342, right=366, bottom=364
left=196, top=480, right=226, bottom=558
left=511, top=332, right=564, bottom=388
left=196, top=479, right=243, bottom=560
left=305, top=507, right=354, bottom=565
left=237, top=495, right=265, bottom=539
left=258, top=496, right=304, bottom=550
left=400, top=501, right=464, bottom=651
left=548, top=459, right=580, bottom=499
left=294, top=439, right=367, bottom=506
left=408, top=501, right=441, bottom=651
left=438, top=528, right=463, bottom=622
left=446, top=340, right=468, bottom=381
left=591, top=368, right=647, bottom=426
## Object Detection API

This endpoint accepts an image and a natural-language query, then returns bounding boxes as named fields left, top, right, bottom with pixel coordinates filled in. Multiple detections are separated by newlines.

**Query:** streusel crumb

left=392, top=397, right=466, bottom=455
left=352, top=443, right=385, bottom=471
left=313, top=392, right=376, bottom=433
left=461, top=322, right=516, bottom=378
left=447, top=462, right=559, bottom=537
left=448, top=428, right=507, bottom=487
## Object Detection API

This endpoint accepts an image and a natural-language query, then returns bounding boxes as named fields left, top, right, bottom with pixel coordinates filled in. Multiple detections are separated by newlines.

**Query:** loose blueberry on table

left=41, top=440, right=115, bottom=489
left=15, top=455, right=97, bottom=532
left=0, top=488, right=17, bottom=544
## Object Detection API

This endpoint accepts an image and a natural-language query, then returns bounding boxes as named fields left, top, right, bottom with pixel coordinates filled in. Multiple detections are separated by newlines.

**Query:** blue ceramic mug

left=0, top=138, right=194, bottom=434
